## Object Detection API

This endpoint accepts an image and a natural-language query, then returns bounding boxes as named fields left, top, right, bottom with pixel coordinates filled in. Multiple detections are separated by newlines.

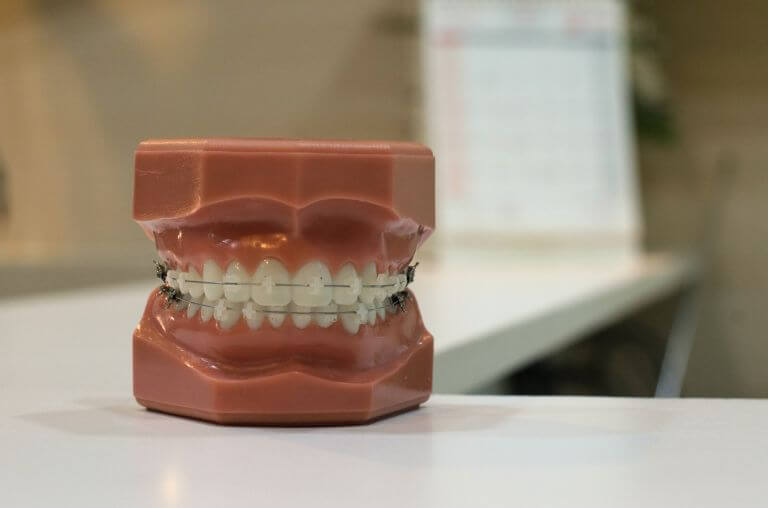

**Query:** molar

left=293, top=261, right=332, bottom=306
left=167, top=270, right=180, bottom=289
left=223, top=261, right=250, bottom=302
left=203, top=260, right=224, bottom=300
left=333, top=264, right=361, bottom=305
left=252, top=258, right=291, bottom=306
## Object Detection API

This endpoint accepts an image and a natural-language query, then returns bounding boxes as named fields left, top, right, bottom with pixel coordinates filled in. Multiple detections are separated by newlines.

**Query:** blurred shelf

left=416, top=249, right=698, bottom=393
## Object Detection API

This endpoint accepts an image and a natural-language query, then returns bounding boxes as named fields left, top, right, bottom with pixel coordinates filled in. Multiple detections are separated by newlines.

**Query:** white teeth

left=293, top=261, right=332, bottom=306
left=376, top=300, right=386, bottom=321
left=252, top=258, right=292, bottom=306
left=167, top=270, right=180, bottom=289
left=314, top=303, right=338, bottom=328
left=186, top=295, right=202, bottom=318
left=290, top=303, right=312, bottom=329
left=183, top=267, right=204, bottom=298
left=242, top=301, right=264, bottom=330
left=223, top=261, right=251, bottom=302
left=333, top=264, right=361, bottom=305
left=339, top=304, right=361, bottom=334
left=266, top=305, right=287, bottom=328
left=396, top=274, right=407, bottom=292
left=215, top=301, right=242, bottom=330
left=374, top=273, right=388, bottom=301
left=360, top=262, right=378, bottom=304
left=386, top=274, right=400, bottom=296
left=172, top=258, right=408, bottom=330
left=200, top=297, right=215, bottom=322
left=203, top=260, right=224, bottom=300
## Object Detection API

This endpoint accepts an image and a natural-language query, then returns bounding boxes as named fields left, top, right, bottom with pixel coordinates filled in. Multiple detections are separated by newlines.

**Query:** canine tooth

left=252, top=258, right=291, bottom=306
left=314, top=303, right=338, bottom=328
left=203, top=260, right=224, bottom=300
left=360, top=262, right=378, bottom=304
left=242, top=301, right=264, bottom=330
left=290, top=303, right=312, bottom=329
left=333, top=264, right=361, bottom=305
left=376, top=300, right=386, bottom=321
left=184, top=267, right=203, bottom=298
left=293, top=261, right=332, bottom=306
left=339, top=304, right=362, bottom=334
left=223, top=261, right=250, bottom=302
left=266, top=305, right=287, bottom=328
left=167, top=270, right=180, bottom=289
left=215, top=301, right=242, bottom=330
left=186, top=295, right=202, bottom=318
left=200, top=297, right=215, bottom=322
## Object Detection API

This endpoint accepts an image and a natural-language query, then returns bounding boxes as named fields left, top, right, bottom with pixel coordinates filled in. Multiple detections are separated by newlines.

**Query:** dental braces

left=158, top=285, right=410, bottom=316
left=154, top=260, right=418, bottom=290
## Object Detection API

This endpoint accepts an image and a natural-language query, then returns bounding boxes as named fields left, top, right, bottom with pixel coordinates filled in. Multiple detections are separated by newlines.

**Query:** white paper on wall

left=423, top=0, right=641, bottom=247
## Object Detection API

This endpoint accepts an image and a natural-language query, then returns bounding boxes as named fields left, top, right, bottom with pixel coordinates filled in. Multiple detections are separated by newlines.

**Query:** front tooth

left=290, top=303, right=312, bottom=329
left=200, top=297, right=215, bottom=322
left=360, top=262, right=378, bottom=304
left=186, top=295, right=202, bottom=318
left=333, top=264, right=361, bottom=305
left=242, top=301, right=264, bottom=330
left=314, top=303, right=338, bottom=328
left=167, top=270, right=180, bottom=289
left=203, top=260, right=224, bottom=300
left=252, top=258, right=291, bottom=306
left=339, top=304, right=362, bottom=334
left=215, top=300, right=242, bottom=330
left=293, top=261, right=332, bottom=306
left=368, top=304, right=377, bottom=325
left=223, top=261, right=251, bottom=302
left=266, top=305, right=287, bottom=328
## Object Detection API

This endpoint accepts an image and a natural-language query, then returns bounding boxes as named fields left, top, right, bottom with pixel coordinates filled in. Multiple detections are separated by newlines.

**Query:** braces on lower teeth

left=154, top=260, right=416, bottom=316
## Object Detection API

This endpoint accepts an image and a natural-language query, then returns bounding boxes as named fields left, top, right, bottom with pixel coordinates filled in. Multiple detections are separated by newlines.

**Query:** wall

left=641, top=0, right=768, bottom=396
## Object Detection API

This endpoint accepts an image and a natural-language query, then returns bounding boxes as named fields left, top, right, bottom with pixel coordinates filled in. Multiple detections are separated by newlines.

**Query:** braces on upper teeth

left=154, top=260, right=416, bottom=333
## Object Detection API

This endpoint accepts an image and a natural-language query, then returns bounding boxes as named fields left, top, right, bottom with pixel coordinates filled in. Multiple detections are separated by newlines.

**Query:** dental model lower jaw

left=132, top=138, right=435, bottom=424
left=156, top=259, right=416, bottom=334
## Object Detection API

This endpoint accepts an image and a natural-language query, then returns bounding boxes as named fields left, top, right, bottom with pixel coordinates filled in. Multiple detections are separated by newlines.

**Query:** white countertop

left=2, top=391, right=765, bottom=507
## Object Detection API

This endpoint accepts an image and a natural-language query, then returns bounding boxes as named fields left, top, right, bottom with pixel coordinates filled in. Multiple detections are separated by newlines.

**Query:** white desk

left=1, top=388, right=765, bottom=508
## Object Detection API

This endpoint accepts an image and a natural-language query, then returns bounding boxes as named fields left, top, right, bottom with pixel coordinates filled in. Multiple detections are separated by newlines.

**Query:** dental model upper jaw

left=132, top=138, right=434, bottom=424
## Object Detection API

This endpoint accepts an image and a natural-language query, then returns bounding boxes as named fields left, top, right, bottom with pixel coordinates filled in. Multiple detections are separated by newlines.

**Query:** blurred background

left=0, top=0, right=766, bottom=398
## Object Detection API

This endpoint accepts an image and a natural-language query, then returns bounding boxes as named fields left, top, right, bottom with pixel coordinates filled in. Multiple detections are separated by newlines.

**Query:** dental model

left=132, top=138, right=435, bottom=424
